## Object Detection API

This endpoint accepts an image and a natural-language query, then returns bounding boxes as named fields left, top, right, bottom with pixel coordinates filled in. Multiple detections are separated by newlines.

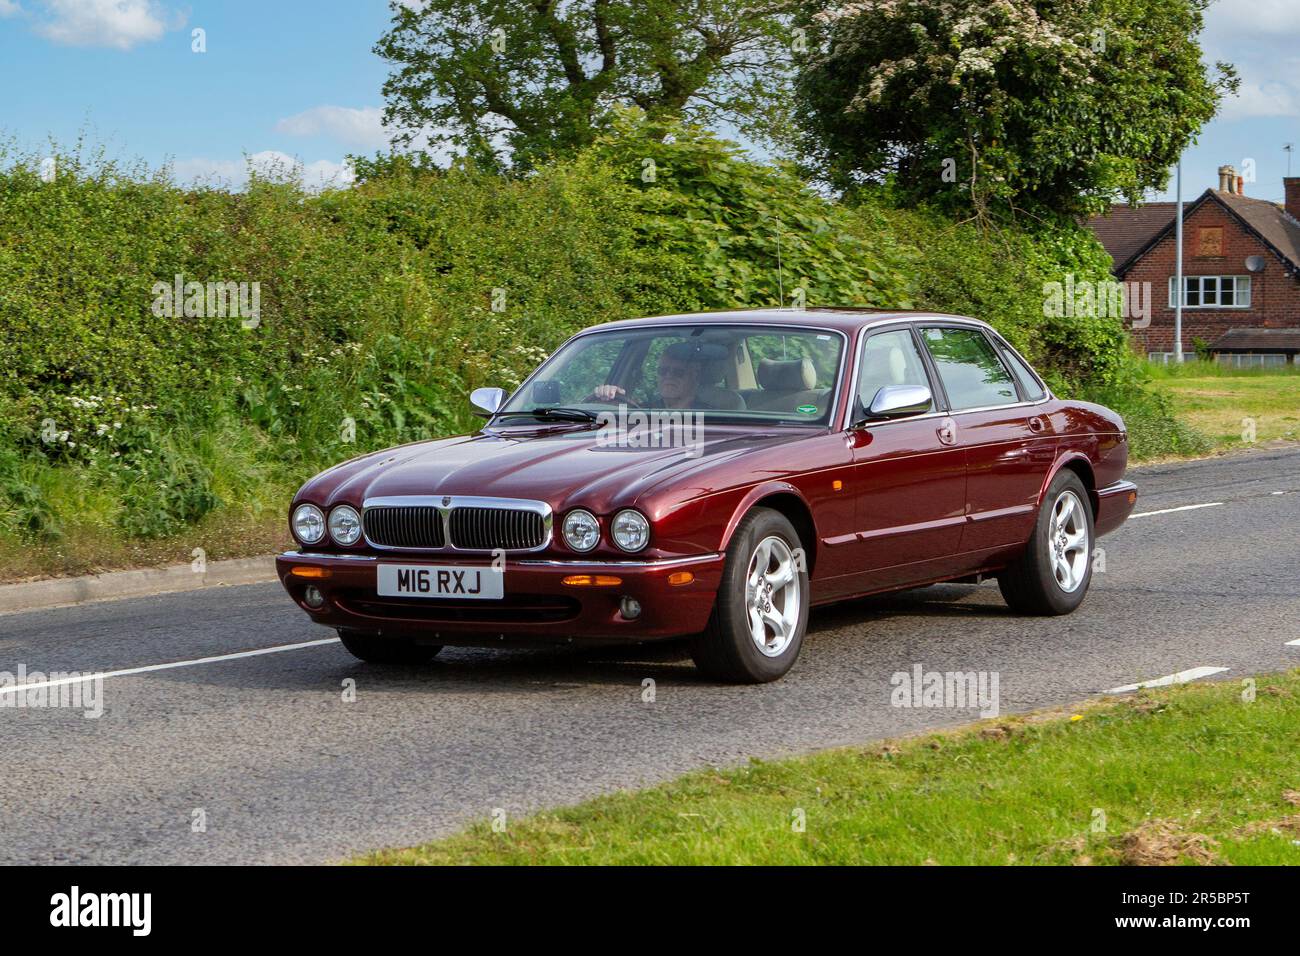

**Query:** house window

left=1167, top=275, right=1251, bottom=308
left=1215, top=353, right=1288, bottom=369
left=1197, top=227, right=1223, bottom=257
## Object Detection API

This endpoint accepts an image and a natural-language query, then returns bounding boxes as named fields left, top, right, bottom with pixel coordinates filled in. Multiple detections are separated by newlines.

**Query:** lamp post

left=1174, top=160, right=1184, bottom=364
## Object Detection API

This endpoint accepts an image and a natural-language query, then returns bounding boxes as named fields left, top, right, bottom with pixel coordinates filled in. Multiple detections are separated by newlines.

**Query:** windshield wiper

left=493, top=406, right=599, bottom=423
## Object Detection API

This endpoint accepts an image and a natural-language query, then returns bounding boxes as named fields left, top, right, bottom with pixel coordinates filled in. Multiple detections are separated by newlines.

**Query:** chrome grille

left=363, top=506, right=446, bottom=549
left=361, top=496, right=551, bottom=551
left=449, top=507, right=546, bottom=551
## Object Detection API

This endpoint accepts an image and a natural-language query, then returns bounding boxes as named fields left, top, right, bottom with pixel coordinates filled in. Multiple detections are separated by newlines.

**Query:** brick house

left=1087, top=168, right=1300, bottom=364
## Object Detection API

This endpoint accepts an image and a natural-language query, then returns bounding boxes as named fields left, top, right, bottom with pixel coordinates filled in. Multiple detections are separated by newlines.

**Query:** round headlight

left=329, top=505, right=362, bottom=546
left=562, top=509, right=600, bottom=552
left=611, top=509, right=650, bottom=552
left=292, top=504, right=326, bottom=545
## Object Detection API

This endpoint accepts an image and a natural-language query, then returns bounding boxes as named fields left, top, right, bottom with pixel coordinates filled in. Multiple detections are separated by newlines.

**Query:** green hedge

left=0, top=117, right=1195, bottom=549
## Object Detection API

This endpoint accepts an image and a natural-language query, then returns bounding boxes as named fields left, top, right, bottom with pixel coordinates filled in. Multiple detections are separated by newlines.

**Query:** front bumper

left=1094, top=479, right=1138, bottom=537
left=275, top=550, right=725, bottom=646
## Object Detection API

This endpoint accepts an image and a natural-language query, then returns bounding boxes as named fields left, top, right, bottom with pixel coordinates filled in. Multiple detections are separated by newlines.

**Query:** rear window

left=919, top=327, right=1018, bottom=410
left=997, top=343, right=1047, bottom=401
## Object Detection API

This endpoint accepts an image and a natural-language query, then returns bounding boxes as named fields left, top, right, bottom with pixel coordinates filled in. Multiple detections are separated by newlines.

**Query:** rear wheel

left=997, top=471, right=1094, bottom=615
left=337, top=629, right=442, bottom=665
left=690, top=508, right=809, bottom=683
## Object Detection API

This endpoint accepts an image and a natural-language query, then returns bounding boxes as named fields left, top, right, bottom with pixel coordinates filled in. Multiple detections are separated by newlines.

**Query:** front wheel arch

left=719, top=484, right=818, bottom=575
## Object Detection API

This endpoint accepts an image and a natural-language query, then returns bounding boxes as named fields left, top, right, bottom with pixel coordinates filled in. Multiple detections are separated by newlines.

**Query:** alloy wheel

left=1049, top=490, right=1089, bottom=593
left=744, top=535, right=801, bottom=656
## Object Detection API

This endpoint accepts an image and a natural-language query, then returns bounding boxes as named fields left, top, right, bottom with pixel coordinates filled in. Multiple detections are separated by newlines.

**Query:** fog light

left=303, top=585, right=325, bottom=609
left=620, top=596, right=641, bottom=620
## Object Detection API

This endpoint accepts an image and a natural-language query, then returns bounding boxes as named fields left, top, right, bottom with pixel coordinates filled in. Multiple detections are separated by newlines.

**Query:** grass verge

left=1147, top=363, right=1300, bottom=450
left=0, top=508, right=291, bottom=584
left=357, top=670, right=1300, bottom=865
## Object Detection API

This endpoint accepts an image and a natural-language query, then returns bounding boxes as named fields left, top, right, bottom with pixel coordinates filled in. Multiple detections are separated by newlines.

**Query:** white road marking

left=1287, top=639, right=1300, bottom=647
left=1107, top=666, right=1229, bottom=694
left=1129, top=502, right=1223, bottom=519
left=0, top=637, right=340, bottom=696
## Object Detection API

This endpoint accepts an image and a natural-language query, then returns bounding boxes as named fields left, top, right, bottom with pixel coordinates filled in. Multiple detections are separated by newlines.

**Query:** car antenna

left=775, top=224, right=785, bottom=309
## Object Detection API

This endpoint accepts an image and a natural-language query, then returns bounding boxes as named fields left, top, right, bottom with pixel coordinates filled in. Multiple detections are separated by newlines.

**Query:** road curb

left=0, top=555, right=279, bottom=616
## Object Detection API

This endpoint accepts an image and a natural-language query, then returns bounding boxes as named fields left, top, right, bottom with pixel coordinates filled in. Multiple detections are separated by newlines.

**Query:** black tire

left=690, top=507, right=810, bottom=683
left=997, top=471, right=1095, bottom=615
left=337, top=629, right=442, bottom=665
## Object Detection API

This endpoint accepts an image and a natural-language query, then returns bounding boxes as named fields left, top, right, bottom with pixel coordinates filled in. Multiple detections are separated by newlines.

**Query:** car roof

left=579, top=307, right=984, bottom=336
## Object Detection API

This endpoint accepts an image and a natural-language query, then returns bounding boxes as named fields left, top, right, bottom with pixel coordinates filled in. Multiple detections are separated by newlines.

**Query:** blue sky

left=0, top=0, right=1297, bottom=200
left=1148, top=0, right=1300, bottom=204
left=0, top=0, right=400, bottom=189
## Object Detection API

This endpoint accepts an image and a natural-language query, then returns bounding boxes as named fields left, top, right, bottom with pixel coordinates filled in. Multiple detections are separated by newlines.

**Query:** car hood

left=302, top=423, right=803, bottom=516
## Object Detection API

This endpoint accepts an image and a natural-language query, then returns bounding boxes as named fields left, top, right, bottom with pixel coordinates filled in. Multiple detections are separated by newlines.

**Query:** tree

left=579, top=108, right=915, bottom=310
left=375, top=0, right=798, bottom=171
left=794, top=0, right=1237, bottom=219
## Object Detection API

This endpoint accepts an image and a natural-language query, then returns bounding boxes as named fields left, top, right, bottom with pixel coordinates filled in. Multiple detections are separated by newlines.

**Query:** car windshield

left=498, top=324, right=846, bottom=426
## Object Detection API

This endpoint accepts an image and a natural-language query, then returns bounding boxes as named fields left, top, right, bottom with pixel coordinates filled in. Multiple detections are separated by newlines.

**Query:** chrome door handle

left=936, top=418, right=957, bottom=445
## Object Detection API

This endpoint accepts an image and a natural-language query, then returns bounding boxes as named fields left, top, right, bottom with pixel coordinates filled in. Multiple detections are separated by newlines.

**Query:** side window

left=745, top=333, right=839, bottom=389
left=855, top=329, right=934, bottom=413
left=919, top=327, right=1018, bottom=410
left=996, top=342, right=1047, bottom=401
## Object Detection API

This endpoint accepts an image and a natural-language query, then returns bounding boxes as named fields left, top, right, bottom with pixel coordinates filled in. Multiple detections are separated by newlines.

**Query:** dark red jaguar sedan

left=277, top=309, right=1136, bottom=682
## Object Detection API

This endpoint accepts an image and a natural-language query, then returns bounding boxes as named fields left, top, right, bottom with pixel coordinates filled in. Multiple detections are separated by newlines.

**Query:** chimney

left=1285, top=177, right=1300, bottom=221
left=1237, top=174, right=1244, bottom=195
left=1218, top=165, right=1236, bottom=192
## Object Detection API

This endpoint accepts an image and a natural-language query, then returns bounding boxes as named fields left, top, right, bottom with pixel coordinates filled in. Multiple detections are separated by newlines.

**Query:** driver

left=592, top=341, right=713, bottom=409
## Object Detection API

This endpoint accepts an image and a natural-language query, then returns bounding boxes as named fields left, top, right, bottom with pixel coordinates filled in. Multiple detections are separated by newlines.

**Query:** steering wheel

left=583, top=386, right=642, bottom=408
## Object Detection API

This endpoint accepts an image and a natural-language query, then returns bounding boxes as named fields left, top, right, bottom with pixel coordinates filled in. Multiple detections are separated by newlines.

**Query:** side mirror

left=470, top=386, right=507, bottom=417
left=860, top=384, right=932, bottom=422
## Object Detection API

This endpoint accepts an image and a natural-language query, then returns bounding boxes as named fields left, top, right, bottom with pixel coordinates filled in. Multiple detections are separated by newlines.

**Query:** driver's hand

left=593, top=384, right=625, bottom=401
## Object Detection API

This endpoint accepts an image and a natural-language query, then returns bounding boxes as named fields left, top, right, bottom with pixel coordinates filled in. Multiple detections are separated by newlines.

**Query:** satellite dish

left=1245, top=255, right=1266, bottom=273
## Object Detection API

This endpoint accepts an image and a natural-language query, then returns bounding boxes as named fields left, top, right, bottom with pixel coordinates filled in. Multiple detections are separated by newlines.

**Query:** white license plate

left=376, top=564, right=504, bottom=600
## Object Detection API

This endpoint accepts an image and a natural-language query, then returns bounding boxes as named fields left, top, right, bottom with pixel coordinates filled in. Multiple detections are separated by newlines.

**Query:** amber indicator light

left=562, top=574, right=623, bottom=587
left=290, top=566, right=332, bottom=579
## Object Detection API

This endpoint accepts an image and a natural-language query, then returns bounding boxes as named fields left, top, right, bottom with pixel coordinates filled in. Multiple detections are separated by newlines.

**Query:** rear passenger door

left=839, top=325, right=967, bottom=591
left=916, top=325, right=1057, bottom=554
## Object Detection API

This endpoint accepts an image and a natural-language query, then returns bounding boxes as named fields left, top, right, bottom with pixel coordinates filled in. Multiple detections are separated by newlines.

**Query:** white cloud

left=295, top=157, right=356, bottom=191
left=1219, top=77, right=1300, bottom=120
left=275, top=106, right=391, bottom=151
left=1202, top=0, right=1298, bottom=42
left=1202, top=0, right=1300, bottom=119
left=172, top=151, right=355, bottom=193
left=0, top=1, right=22, bottom=19
left=34, top=0, right=175, bottom=50
left=276, top=104, right=453, bottom=162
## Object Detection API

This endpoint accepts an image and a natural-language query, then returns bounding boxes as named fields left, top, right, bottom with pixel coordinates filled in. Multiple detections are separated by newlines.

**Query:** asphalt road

left=3, top=447, right=1299, bottom=864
